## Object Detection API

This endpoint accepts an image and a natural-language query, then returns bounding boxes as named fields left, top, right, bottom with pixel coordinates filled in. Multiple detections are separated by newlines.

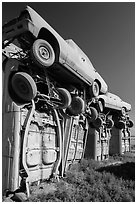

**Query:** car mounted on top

left=2, top=6, right=108, bottom=117
left=88, top=92, right=133, bottom=130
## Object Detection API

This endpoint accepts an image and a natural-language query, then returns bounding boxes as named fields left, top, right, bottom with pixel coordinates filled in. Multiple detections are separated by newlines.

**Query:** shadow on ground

left=97, top=162, right=135, bottom=181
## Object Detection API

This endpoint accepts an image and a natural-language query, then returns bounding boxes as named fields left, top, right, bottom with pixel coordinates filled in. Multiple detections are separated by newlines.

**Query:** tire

left=112, top=113, right=119, bottom=127
left=88, top=107, right=98, bottom=122
left=66, top=96, right=85, bottom=116
left=115, top=120, right=125, bottom=129
left=112, top=113, right=119, bottom=121
left=31, top=39, right=55, bottom=68
left=57, top=88, right=72, bottom=109
left=11, top=192, right=27, bottom=202
left=11, top=72, right=37, bottom=102
left=91, top=81, right=100, bottom=97
left=126, top=119, right=134, bottom=128
left=106, top=118, right=114, bottom=129
left=92, top=117, right=103, bottom=129
left=121, top=107, right=126, bottom=116
left=98, top=100, right=104, bottom=112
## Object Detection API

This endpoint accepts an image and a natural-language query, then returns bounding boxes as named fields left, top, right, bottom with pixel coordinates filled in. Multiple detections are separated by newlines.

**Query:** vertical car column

left=109, top=112, right=133, bottom=155
left=85, top=112, right=114, bottom=161
left=2, top=59, right=22, bottom=193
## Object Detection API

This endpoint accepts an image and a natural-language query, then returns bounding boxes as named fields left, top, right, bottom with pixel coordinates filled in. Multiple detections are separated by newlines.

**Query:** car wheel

left=31, top=39, right=55, bottom=68
left=92, top=117, right=103, bottom=129
left=11, top=72, right=37, bottom=102
left=11, top=192, right=27, bottom=202
left=106, top=118, right=114, bottom=129
left=112, top=113, right=119, bottom=121
left=116, top=120, right=125, bottom=129
left=57, top=88, right=72, bottom=109
left=126, top=119, right=134, bottom=128
left=66, top=96, right=85, bottom=116
left=91, top=81, right=100, bottom=97
left=112, top=113, right=119, bottom=126
left=98, top=100, right=104, bottom=112
left=121, top=107, right=126, bottom=116
left=88, top=107, right=98, bottom=122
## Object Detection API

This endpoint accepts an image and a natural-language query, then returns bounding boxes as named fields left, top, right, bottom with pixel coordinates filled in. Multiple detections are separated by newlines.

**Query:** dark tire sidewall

left=88, top=107, right=98, bottom=122
left=57, top=88, right=72, bottom=109
left=11, top=72, right=37, bottom=102
left=92, top=117, right=103, bottom=129
left=66, top=96, right=85, bottom=116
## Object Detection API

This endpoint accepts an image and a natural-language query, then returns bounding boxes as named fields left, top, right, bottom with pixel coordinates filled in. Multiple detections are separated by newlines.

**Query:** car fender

left=121, top=101, right=131, bottom=112
left=95, top=72, right=108, bottom=93
left=96, top=92, right=121, bottom=110
left=96, top=92, right=131, bottom=112
left=25, top=6, right=69, bottom=63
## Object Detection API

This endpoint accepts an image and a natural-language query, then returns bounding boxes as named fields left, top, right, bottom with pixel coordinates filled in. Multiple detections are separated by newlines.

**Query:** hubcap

left=39, top=46, right=50, bottom=60
left=94, top=84, right=98, bottom=94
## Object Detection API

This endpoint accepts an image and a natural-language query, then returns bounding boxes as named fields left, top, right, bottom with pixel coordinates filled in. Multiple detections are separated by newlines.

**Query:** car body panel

left=62, top=115, right=88, bottom=173
left=2, top=59, right=22, bottom=192
left=94, top=71, right=108, bottom=93
left=96, top=92, right=131, bottom=111
left=3, top=6, right=108, bottom=93
left=2, top=59, right=59, bottom=192
left=2, top=58, right=90, bottom=194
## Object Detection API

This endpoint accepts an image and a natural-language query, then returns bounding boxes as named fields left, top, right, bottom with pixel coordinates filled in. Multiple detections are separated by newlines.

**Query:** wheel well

left=122, top=106, right=127, bottom=111
left=38, top=28, right=60, bottom=62
left=86, top=80, right=101, bottom=99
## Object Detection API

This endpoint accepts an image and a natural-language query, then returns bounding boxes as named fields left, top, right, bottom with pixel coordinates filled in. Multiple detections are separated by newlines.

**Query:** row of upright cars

left=2, top=6, right=133, bottom=200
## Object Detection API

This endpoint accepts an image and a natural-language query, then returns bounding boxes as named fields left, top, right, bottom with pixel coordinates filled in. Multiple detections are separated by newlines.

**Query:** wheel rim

left=93, top=84, right=98, bottom=94
left=31, top=39, right=55, bottom=68
left=121, top=107, right=126, bottom=116
left=39, top=46, right=50, bottom=60
left=91, top=81, right=99, bottom=97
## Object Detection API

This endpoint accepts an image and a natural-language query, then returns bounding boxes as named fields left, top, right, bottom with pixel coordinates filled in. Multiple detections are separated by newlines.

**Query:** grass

left=28, top=154, right=135, bottom=202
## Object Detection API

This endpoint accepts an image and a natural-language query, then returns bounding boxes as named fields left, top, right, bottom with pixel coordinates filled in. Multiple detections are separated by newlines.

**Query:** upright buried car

left=91, top=92, right=133, bottom=129
left=2, top=59, right=89, bottom=198
left=3, top=6, right=108, bottom=105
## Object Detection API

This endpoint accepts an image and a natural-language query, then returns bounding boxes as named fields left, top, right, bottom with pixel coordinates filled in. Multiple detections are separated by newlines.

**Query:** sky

left=2, top=2, right=135, bottom=134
